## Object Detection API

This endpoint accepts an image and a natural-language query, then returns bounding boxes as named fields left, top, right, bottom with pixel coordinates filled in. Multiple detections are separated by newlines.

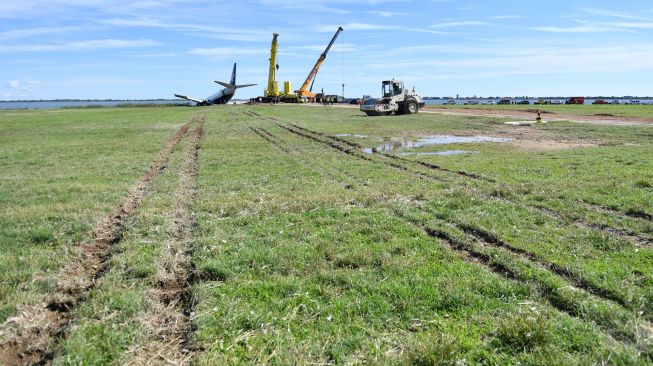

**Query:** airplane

left=174, top=63, right=256, bottom=105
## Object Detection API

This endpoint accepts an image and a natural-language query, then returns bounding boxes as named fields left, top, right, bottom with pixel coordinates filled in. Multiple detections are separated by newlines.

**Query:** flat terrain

left=1, top=105, right=652, bottom=364
left=423, top=104, right=653, bottom=126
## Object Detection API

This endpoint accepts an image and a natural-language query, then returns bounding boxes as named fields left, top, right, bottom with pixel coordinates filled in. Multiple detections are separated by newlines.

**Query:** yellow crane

left=294, top=27, right=343, bottom=101
left=264, top=33, right=281, bottom=99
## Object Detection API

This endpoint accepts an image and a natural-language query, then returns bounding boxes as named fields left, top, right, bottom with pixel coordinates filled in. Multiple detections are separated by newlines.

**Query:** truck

left=360, top=79, right=425, bottom=116
left=566, top=96, right=585, bottom=105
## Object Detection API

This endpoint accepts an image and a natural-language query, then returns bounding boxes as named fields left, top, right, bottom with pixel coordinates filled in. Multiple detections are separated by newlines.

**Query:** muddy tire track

left=0, top=116, right=200, bottom=366
left=125, top=117, right=205, bottom=365
left=250, top=126, right=290, bottom=153
left=276, top=122, right=441, bottom=183
left=282, top=118, right=651, bottom=248
left=392, top=210, right=652, bottom=357
left=240, top=109, right=369, bottom=188
left=285, top=121, right=649, bottom=243
left=580, top=200, right=653, bottom=224
left=453, top=222, right=633, bottom=311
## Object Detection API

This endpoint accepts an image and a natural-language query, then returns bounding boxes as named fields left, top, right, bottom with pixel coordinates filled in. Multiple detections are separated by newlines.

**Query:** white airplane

left=174, top=63, right=256, bottom=105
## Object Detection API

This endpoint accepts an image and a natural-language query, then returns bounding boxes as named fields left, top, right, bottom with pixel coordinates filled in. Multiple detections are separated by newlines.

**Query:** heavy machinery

left=360, top=79, right=425, bottom=116
left=291, top=27, right=343, bottom=102
left=255, top=33, right=282, bottom=103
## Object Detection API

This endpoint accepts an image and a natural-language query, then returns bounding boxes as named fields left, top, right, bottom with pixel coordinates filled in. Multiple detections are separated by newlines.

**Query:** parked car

left=497, top=99, right=511, bottom=105
left=444, top=99, right=456, bottom=105
left=464, top=100, right=478, bottom=105
left=566, top=97, right=585, bottom=105
left=516, top=100, right=530, bottom=105
left=482, top=100, right=496, bottom=105
left=609, top=100, right=621, bottom=105
left=592, top=99, right=608, bottom=105
left=550, top=100, right=563, bottom=105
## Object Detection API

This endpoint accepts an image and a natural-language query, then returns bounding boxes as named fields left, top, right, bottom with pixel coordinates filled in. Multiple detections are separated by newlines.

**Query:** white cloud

left=0, top=25, right=98, bottom=40
left=188, top=47, right=267, bottom=57
left=0, top=39, right=162, bottom=52
left=607, top=22, right=653, bottom=29
left=487, top=15, right=524, bottom=20
left=533, top=25, right=633, bottom=33
left=430, top=21, right=488, bottom=28
left=578, top=7, right=645, bottom=20
left=317, top=22, right=446, bottom=34
left=362, top=44, right=653, bottom=80
left=291, top=43, right=358, bottom=53
left=368, top=11, right=412, bottom=18
left=7, top=80, right=42, bottom=92
left=100, top=17, right=269, bottom=42
left=457, top=5, right=476, bottom=11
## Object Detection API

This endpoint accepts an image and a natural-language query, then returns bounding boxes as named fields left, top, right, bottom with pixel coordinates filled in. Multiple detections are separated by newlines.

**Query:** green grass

left=425, top=103, right=653, bottom=119
left=0, top=107, right=197, bottom=320
left=1, top=104, right=652, bottom=364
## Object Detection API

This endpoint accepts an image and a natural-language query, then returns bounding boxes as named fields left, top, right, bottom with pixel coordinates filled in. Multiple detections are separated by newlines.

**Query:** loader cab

left=383, top=80, right=404, bottom=97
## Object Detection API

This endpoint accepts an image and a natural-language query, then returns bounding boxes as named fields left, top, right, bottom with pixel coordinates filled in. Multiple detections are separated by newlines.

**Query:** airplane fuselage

left=174, top=63, right=255, bottom=106
left=203, top=87, right=235, bottom=105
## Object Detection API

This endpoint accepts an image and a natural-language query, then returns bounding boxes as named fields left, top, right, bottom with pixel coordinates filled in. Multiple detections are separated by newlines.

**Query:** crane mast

left=295, top=27, right=343, bottom=99
left=265, top=33, right=280, bottom=97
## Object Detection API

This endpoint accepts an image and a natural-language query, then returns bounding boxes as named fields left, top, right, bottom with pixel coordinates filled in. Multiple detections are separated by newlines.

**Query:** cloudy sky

left=1, top=0, right=652, bottom=100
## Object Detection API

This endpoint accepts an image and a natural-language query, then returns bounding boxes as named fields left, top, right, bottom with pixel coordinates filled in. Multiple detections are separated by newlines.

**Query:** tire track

left=250, top=126, right=289, bottom=153
left=271, top=114, right=651, bottom=248
left=453, top=222, right=631, bottom=310
left=248, top=109, right=650, bottom=311
left=125, top=116, right=205, bottom=365
left=392, top=209, right=653, bottom=357
left=286, top=122, right=493, bottom=182
left=0, top=116, right=200, bottom=366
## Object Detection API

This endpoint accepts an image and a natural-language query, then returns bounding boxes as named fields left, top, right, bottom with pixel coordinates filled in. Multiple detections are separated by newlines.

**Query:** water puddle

left=335, top=133, right=369, bottom=138
left=362, top=135, right=512, bottom=154
left=397, top=150, right=478, bottom=156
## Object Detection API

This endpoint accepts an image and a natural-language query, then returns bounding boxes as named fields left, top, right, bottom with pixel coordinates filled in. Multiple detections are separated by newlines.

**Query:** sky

left=1, top=0, right=653, bottom=100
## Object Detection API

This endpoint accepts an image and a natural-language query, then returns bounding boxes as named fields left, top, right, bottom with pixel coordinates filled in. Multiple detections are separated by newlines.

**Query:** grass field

left=0, top=104, right=652, bottom=364
left=425, top=103, right=653, bottom=119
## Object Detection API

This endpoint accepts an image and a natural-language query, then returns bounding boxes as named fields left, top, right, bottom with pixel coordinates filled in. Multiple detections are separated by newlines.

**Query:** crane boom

left=266, top=33, right=280, bottom=97
left=295, top=27, right=343, bottom=98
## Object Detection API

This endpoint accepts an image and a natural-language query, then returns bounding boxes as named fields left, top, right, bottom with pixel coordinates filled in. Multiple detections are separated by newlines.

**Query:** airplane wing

left=214, top=81, right=232, bottom=88
left=213, top=81, right=257, bottom=89
left=174, top=94, right=205, bottom=103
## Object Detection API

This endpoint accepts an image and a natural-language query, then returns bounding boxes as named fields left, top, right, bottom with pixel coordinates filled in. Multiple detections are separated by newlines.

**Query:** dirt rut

left=0, top=116, right=201, bottom=366
left=124, top=117, right=204, bottom=365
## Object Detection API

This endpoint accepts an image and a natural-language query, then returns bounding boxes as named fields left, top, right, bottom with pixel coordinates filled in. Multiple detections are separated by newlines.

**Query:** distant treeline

left=424, top=96, right=653, bottom=100
left=0, top=99, right=180, bottom=103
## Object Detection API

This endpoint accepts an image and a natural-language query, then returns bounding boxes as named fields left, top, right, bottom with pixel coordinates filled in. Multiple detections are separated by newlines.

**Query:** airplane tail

left=214, top=62, right=257, bottom=89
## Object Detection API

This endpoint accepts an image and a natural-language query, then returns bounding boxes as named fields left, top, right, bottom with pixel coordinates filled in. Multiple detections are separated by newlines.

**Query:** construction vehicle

left=360, top=79, right=425, bottom=116
left=255, top=33, right=282, bottom=103
left=289, top=27, right=343, bottom=102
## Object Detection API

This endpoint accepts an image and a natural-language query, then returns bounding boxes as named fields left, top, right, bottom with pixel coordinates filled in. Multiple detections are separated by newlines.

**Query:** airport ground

left=0, top=104, right=652, bottom=364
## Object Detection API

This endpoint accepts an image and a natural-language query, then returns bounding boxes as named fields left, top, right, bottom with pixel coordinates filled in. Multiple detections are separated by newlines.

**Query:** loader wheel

left=405, top=98, right=419, bottom=114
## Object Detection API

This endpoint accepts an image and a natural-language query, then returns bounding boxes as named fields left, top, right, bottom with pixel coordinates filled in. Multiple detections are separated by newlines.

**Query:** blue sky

left=1, top=0, right=652, bottom=100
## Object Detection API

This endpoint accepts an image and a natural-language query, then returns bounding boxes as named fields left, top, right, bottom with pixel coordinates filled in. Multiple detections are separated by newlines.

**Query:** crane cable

left=341, top=30, right=345, bottom=98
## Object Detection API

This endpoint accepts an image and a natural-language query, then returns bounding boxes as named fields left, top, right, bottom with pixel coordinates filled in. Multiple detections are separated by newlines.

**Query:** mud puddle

left=335, top=133, right=370, bottom=138
left=397, top=150, right=478, bottom=156
left=363, top=135, right=511, bottom=154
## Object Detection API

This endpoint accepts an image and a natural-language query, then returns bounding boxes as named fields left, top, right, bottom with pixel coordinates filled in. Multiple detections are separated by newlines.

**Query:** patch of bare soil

left=421, top=107, right=653, bottom=126
left=509, top=139, right=598, bottom=151
left=0, top=116, right=200, bottom=366
left=125, top=116, right=204, bottom=365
